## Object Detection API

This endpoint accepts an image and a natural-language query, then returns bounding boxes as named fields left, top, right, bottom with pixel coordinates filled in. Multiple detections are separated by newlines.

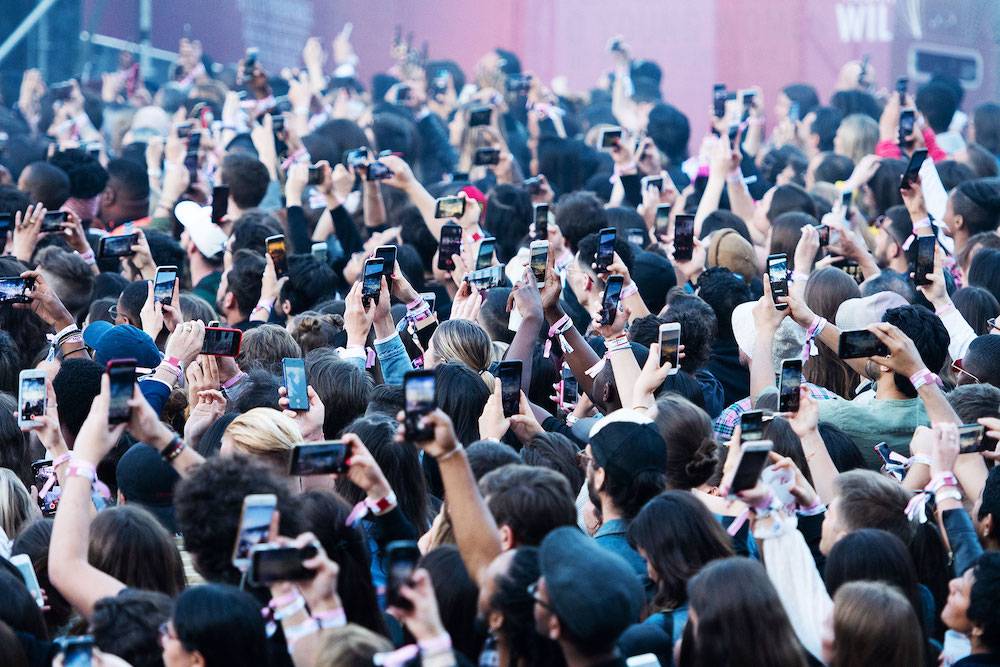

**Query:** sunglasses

left=988, top=317, right=999, bottom=334
left=527, top=581, right=553, bottom=610
left=951, top=359, right=980, bottom=385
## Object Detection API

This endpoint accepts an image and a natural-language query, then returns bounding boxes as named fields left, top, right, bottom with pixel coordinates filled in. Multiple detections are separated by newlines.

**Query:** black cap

left=588, top=410, right=667, bottom=487
left=539, top=526, right=643, bottom=641
left=116, top=443, right=180, bottom=533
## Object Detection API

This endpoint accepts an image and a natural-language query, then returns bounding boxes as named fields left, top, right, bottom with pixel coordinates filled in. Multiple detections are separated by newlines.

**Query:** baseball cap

left=587, top=409, right=666, bottom=487
left=706, top=229, right=757, bottom=283
left=83, top=323, right=161, bottom=368
left=539, top=526, right=643, bottom=641
left=116, top=443, right=180, bottom=533
left=174, top=200, right=228, bottom=258
left=836, top=291, right=908, bottom=331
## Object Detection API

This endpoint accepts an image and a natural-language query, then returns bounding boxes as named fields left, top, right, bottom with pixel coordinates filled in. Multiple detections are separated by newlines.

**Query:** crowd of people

left=0, top=23, right=998, bottom=667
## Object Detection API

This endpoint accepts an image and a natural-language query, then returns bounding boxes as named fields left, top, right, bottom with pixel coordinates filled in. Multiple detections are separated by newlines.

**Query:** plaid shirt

left=712, top=382, right=841, bottom=442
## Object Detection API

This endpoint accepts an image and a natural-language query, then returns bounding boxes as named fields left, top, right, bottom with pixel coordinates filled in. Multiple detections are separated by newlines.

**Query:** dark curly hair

left=554, top=191, right=606, bottom=254
left=695, top=267, right=752, bottom=340
left=969, top=553, right=1000, bottom=653
left=174, top=456, right=304, bottom=585
left=91, top=590, right=173, bottom=667
left=653, top=394, right=718, bottom=489
left=662, top=291, right=718, bottom=372
left=881, top=305, right=949, bottom=397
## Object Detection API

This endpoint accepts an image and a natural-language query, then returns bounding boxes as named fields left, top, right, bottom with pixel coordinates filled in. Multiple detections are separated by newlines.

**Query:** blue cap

left=84, top=323, right=161, bottom=368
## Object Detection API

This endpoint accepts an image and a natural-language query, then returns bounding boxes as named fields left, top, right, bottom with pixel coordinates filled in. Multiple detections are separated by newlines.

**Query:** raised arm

left=378, top=155, right=440, bottom=237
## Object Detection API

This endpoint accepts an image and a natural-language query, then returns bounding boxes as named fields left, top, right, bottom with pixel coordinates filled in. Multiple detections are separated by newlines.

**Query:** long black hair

left=489, top=547, right=565, bottom=667
left=172, top=584, right=268, bottom=667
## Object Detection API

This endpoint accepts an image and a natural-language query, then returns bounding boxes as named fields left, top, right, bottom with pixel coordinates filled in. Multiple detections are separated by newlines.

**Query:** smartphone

left=0, top=276, right=32, bottom=305
left=106, top=358, right=137, bottom=424
left=778, top=359, right=803, bottom=414
left=740, top=410, right=765, bottom=442
left=0, top=213, right=13, bottom=233
left=98, top=234, right=137, bottom=259
left=362, top=258, right=385, bottom=306
left=497, top=360, right=522, bottom=417
left=303, top=163, right=322, bottom=186
left=10, top=553, right=43, bottom=608
left=435, top=195, right=467, bottom=219
left=404, top=369, right=436, bottom=442
left=814, top=223, right=830, bottom=247
left=248, top=544, right=318, bottom=586
left=232, top=494, right=277, bottom=569
left=282, top=358, right=308, bottom=411
left=266, top=235, right=288, bottom=279
left=473, top=147, right=501, bottom=166
left=673, top=214, right=695, bottom=262
left=465, top=265, right=505, bottom=290
left=596, top=227, right=616, bottom=273
left=913, top=235, right=935, bottom=286
left=41, top=211, right=68, bottom=232
left=658, top=322, right=681, bottom=375
left=899, top=109, right=916, bottom=145
left=901, top=149, right=928, bottom=189
left=475, top=237, right=496, bottom=271
left=873, top=442, right=895, bottom=467
left=627, top=229, right=646, bottom=247
left=311, top=242, right=328, bottom=263
left=728, top=441, right=773, bottom=495
left=366, top=161, right=393, bottom=181
left=713, top=83, right=727, bottom=119
left=601, top=275, right=625, bottom=325
left=211, top=185, right=229, bottom=224
left=959, top=424, right=986, bottom=455
left=524, top=176, right=544, bottom=195
left=626, top=654, right=662, bottom=667
left=599, top=126, right=623, bottom=150
left=896, top=76, right=908, bottom=102
left=468, top=105, right=492, bottom=127
left=640, top=175, right=664, bottom=192
left=57, top=636, right=94, bottom=667
left=789, top=101, right=801, bottom=124
left=174, top=121, right=193, bottom=139
left=202, top=327, right=243, bottom=357
left=244, top=47, right=259, bottom=71
left=185, top=131, right=201, bottom=178
left=345, top=147, right=368, bottom=169
left=533, top=203, right=550, bottom=241
left=374, top=245, right=397, bottom=283
left=559, top=364, right=579, bottom=407
left=767, top=253, right=789, bottom=310
left=838, top=330, right=889, bottom=359
left=153, top=266, right=177, bottom=306
left=530, top=240, right=549, bottom=288
left=437, top=223, right=463, bottom=271
left=288, top=441, right=349, bottom=475
left=386, top=540, right=421, bottom=610
left=271, top=113, right=286, bottom=134
left=17, top=369, right=46, bottom=428
left=655, top=204, right=671, bottom=235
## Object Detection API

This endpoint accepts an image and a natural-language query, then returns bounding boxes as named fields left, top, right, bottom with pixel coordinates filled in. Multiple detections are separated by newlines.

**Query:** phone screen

left=250, top=545, right=316, bottom=585
left=11, top=555, right=42, bottom=606
left=100, top=234, right=137, bottom=258
left=596, top=227, right=616, bottom=272
left=202, top=328, right=241, bottom=356
left=233, top=496, right=277, bottom=567
left=154, top=268, right=177, bottom=306
left=469, top=106, right=492, bottom=127
left=435, top=196, right=466, bottom=219
left=362, top=259, right=385, bottom=304
left=41, top=211, right=67, bottom=232
left=59, top=636, right=94, bottom=667
left=958, top=424, right=986, bottom=455
left=601, top=276, right=624, bottom=325
left=288, top=442, right=348, bottom=475
left=107, top=362, right=136, bottom=424
left=473, top=147, right=501, bottom=166
left=282, top=358, right=308, bottom=411
left=838, top=330, right=889, bottom=359
left=533, top=203, right=550, bottom=239
left=902, top=149, right=928, bottom=188
left=211, top=186, right=229, bottom=223
left=914, top=236, right=935, bottom=286
left=386, top=541, right=421, bottom=610
left=642, top=176, right=664, bottom=192
left=768, top=254, right=789, bottom=305
left=530, top=243, right=548, bottom=286
left=366, top=161, right=393, bottom=181
left=437, top=224, right=462, bottom=270
left=713, top=84, right=727, bottom=119
left=374, top=246, right=397, bottom=281
left=404, top=371, right=436, bottom=441
left=899, top=110, right=916, bottom=142
left=778, top=360, right=802, bottom=413
left=655, top=205, right=671, bottom=234
left=815, top=223, right=830, bottom=246
left=498, top=361, right=522, bottom=417
left=0, top=277, right=30, bottom=304
left=729, top=443, right=773, bottom=494
left=600, top=128, right=622, bottom=149
left=19, top=374, right=45, bottom=424
left=476, top=238, right=496, bottom=271
left=467, top=265, right=504, bottom=290
left=673, top=215, right=695, bottom=261
left=659, top=326, right=681, bottom=372
left=560, top=365, right=578, bottom=406
left=740, top=410, right=764, bottom=442
left=266, top=236, right=288, bottom=278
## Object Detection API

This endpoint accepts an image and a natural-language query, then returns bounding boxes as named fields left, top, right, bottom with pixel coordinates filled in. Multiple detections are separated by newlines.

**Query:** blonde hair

left=316, top=623, right=393, bottom=667
left=0, top=469, right=35, bottom=538
left=224, top=408, right=301, bottom=472
left=837, top=114, right=878, bottom=164
left=430, top=319, right=492, bottom=372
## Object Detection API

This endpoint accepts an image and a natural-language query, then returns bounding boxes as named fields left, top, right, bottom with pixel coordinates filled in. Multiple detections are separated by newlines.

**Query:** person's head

left=937, top=160, right=977, bottom=192
left=629, top=490, right=733, bottom=610
left=52, top=358, right=103, bottom=445
left=279, top=255, right=337, bottom=316
left=174, top=455, right=302, bottom=584
left=229, top=211, right=281, bottom=256
left=535, top=527, right=644, bottom=657
left=554, top=191, right=605, bottom=255
left=695, top=267, right=753, bottom=340
left=479, top=464, right=576, bottom=549
left=100, top=158, right=150, bottom=224
left=16, top=161, right=69, bottom=209
left=520, top=432, right=584, bottom=493
left=760, top=144, right=808, bottom=188
left=766, top=183, right=817, bottom=223
left=833, top=113, right=879, bottom=164
left=0, top=469, right=34, bottom=539
left=371, top=112, right=419, bottom=163
left=287, top=312, right=344, bottom=354
left=162, top=584, right=267, bottom=667
left=314, top=624, right=393, bottom=667
left=821, top=470, right=912, bottom=555
left=236, top=324, right=301, bottom=376
left=826, top=581, right=924, bottom=667
left=873, top=205, right=914, bottom=270
left=483, top=184, right=532, bottom=262
left=91, top=590, right=173, bottom=667
left=11, top=518, right=71, bottom=631
left=968, top=247, right=1000, bottom=305
left=466, top=440, right=522, bottom=481
left=942, top=552, right=1000, bottom=653
left=218, top=249, right=264, bottom=321
left=960, top=143, right=1000, bottom=178
left=304, top=349, right=373, bottom=438
left=811, top=152, right=854, bottom=188
left=0, top=568, right=47, bottom=640
left=646, top=103, right=690, bottom=162
left=956, top=335, right=1000, bottom=386
left=951, top=286, right=1000, bottom=335
left=222, top=408, right=301, bottom=474
left=426, top=319, right=492, bottom=372
left=230, top=369, right=282, bottom=413
left=419, top=546, right=484, bottom=661
left=89, top=505, right=185, bottom=596
left=364, top=383, right=404, bottom=419
left=879, top=305, right=949, bottom=397
left=49, top=148, right=108, bottom=202
left=652, top=394, right=717, bottom=490
left=0, top=620, right=27, bottom=667
left=681, top=557, right=808, bottom=667
left=769, top=212, right=815, bottom=269
left=339, top=414, right=431, bottom=531
left=571, top=231, right=635, bottom=308
left=435, top=363, right=491, bottom=444
left=946, top=178, right=1000, bottom=244
left=808, top=107, right=845, bottom=154
left=916, top=81, right=960, bottom=134
left=779, top=83, right=820, bottom=120
left=829, top=89, right=882, bottom=121
left=699, top=210, right=751, bottom=243
left=35, top=245, right=94, bottom=316
left=220, top=153, right=269, bottom=212
left=959, top=231, right=1000, bottom=279
left=585, top=409, right=666, bottom=521
left=973, top=103, right=1000, bottom=156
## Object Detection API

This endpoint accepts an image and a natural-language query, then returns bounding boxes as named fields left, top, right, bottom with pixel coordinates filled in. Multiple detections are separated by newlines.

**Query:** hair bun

left=683, top=437, right=719, bottom=480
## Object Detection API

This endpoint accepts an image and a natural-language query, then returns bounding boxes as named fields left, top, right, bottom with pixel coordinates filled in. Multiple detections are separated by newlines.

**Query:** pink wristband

left=909, top=369, right=942, bottom=391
